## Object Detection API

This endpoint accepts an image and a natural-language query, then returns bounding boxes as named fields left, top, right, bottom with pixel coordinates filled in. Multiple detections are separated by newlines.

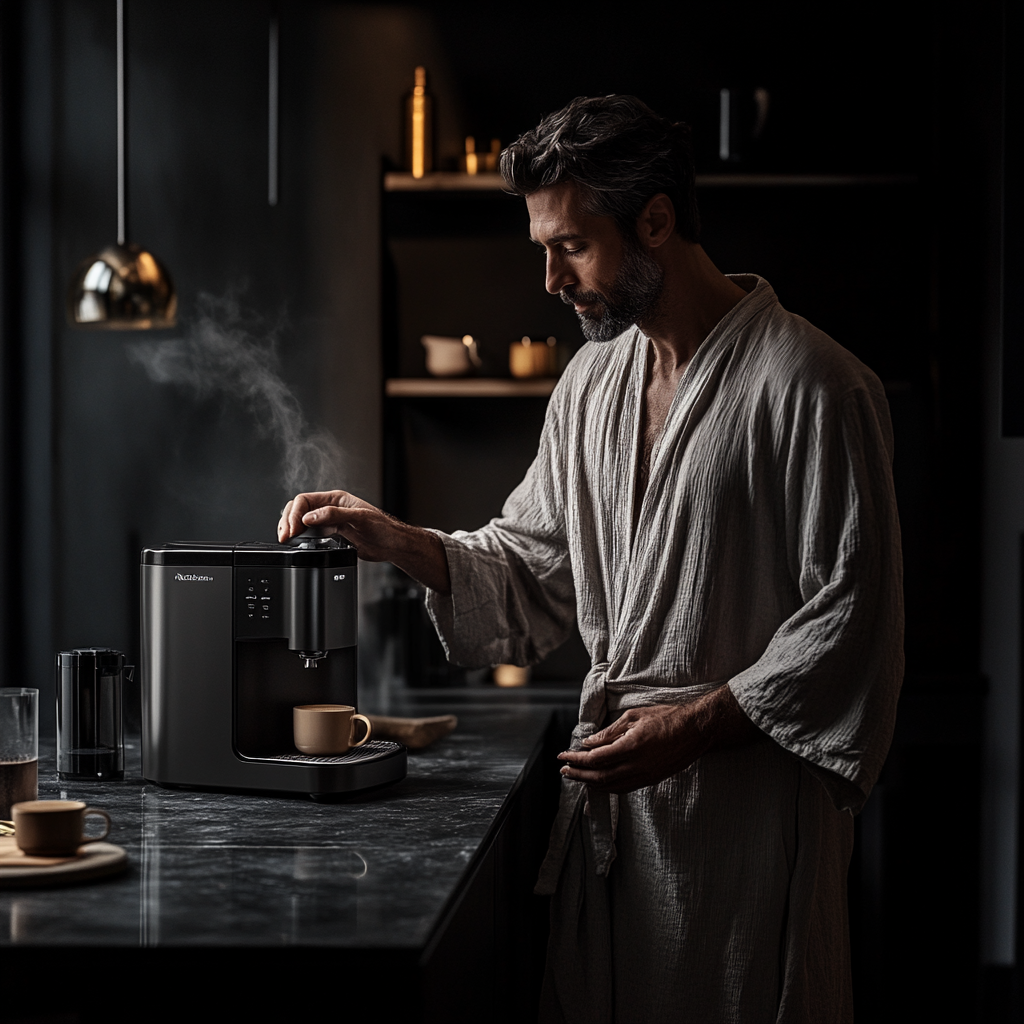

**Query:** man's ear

left=638, top=193, right=676, bottom=248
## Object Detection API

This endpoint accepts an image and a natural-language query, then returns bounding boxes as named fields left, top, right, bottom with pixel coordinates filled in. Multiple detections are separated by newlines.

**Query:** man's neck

left=638, top=241, right=749, bottom=376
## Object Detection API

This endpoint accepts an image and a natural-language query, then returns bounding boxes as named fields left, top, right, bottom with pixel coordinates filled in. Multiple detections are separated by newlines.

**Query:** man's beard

left=560, top=239, right=664, bottom=343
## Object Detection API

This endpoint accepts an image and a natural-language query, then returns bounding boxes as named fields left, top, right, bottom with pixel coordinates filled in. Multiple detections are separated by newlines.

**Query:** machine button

left=247, top=602, right=255, bottom=610
left=261, top=604, right=269, bottom=611
left=247, top=586, right=255, bottom=593
left=247, top=613, right=254, bottom=619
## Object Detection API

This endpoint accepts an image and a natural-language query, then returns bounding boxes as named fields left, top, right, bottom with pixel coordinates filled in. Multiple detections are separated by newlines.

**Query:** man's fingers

left=280, top=492, right=335, bottom=540
left=559, top=763, right=638, bottom=791
left=277, top=500, right=294, bottom=540
left=566, top=715, right=642, bottom=762
left=559, top=734, right=635, bottom=769
left=301, top=505, right=352, bottom=535
left=277, top=490, right=382, bottom=543
left=301, top=505, right=383, bottom=549
left=278, top=494, right=312, bottom=540
left=582, top=715, right=631, bottom=748
left=302, top=504, right=363, bottom=526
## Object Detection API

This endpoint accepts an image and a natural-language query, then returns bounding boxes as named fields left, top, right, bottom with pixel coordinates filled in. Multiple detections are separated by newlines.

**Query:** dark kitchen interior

left=0, top=1, right=1018, bottom=1021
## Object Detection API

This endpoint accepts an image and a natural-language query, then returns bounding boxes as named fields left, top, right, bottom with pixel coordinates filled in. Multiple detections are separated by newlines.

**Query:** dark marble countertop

left=0, top=685, right=580, bottom=949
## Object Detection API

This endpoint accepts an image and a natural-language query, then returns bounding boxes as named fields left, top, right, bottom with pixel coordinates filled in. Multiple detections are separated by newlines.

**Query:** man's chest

left=634, top=370, right=684, bottom=519
left=565, top=375, right=781, bottom=529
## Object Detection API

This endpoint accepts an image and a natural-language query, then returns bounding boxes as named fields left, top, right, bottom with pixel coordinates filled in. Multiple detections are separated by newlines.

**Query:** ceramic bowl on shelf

left=421, top=335, right=482, bottom=377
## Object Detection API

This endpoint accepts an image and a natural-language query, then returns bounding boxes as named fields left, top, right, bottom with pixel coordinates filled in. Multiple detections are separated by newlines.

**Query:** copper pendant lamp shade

left=67, top=0, right=176, bottom=330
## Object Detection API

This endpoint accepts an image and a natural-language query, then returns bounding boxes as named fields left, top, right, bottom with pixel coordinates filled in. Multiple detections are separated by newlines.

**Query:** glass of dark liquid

left=0, top=688, right=38, bottom=820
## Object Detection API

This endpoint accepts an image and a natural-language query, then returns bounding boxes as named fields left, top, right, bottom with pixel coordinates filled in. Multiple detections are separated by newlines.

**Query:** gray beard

left=561, top=240, right=664, bottom=343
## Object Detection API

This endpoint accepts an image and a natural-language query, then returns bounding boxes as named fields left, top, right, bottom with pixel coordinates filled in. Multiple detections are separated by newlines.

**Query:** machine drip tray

left=244, top=740, right=405, bottom=766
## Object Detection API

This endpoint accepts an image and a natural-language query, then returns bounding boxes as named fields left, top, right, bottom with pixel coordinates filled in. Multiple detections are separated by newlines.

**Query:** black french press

left=56, top=648, right=131, bottom=780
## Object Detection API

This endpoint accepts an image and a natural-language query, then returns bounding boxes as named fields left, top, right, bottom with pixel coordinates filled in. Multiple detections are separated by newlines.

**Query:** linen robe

left=425, top=276, right=903, bottom=1023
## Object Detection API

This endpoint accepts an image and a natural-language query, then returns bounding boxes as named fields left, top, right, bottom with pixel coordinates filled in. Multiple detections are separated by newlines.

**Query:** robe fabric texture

left=425, top=276, right=904, bottom=1024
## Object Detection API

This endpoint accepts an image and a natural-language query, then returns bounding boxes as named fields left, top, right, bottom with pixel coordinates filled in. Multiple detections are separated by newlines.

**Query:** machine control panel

left=233, top=564, right=357, bottom=649
left=235, top=568, right=286, bottom=637
left=245, top=577, right=272, bottom=618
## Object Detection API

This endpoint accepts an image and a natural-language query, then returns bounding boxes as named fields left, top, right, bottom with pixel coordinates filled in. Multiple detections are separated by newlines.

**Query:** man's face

left=527, top=183, right=663, bottom=343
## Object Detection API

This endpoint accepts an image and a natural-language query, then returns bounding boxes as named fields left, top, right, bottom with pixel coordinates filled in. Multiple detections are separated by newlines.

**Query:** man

left=278, top=95, right=903, bottom=1023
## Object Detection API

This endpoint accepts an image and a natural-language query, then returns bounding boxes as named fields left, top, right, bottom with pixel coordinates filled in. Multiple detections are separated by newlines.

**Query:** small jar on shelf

left=510, top=336, right=559, bottom=378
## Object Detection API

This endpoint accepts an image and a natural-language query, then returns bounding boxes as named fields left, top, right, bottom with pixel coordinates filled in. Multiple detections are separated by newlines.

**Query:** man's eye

left=564, top=247, right=584, bottom=257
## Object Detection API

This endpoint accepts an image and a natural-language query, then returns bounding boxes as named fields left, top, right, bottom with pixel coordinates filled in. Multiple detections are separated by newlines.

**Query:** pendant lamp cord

left=116, top=0, right=126, bottom=245
left=268, top=12, right=279, bottom=206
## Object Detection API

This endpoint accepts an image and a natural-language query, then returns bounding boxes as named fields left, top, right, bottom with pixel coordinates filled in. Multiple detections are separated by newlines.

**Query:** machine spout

left=298, top=650, right=328, bottom=669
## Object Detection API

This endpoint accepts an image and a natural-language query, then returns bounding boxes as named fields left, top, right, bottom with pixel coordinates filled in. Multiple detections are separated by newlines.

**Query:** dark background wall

left=0, top=0, right=1014, bottom=1020
left=5, top=0, right=468, bottom=716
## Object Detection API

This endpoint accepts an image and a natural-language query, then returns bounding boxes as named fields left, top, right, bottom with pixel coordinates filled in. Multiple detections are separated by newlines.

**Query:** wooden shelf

left=384, top=171, right=918, bottom=192
left=384, top=172, right=506, bottom=191
left=385, top=377, right=557, bottom=397
left=697, top=173, right=918, bottom=187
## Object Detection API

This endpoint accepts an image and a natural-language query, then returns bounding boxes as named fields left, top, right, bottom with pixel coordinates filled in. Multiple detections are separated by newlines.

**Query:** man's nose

left=545, top=254, right=575, bottom=295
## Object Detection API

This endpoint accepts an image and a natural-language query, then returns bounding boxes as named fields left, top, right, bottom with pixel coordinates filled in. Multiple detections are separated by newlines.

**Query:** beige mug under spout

left=293, top=704, right=372, bottom=756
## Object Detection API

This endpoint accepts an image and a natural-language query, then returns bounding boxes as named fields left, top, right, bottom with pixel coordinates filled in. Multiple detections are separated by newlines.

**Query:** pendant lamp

left=67, top=0, right=176, bottom=329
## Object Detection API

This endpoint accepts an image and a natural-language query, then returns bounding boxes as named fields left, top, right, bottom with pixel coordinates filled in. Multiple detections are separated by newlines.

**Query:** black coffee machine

left=140, top=536, right=406, bottom=797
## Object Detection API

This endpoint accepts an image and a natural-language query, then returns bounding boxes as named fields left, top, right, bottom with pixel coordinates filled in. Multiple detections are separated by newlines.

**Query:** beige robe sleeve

left=728, top=380, right=904, bottom=814
left=423, top=386, right=577, bottom=669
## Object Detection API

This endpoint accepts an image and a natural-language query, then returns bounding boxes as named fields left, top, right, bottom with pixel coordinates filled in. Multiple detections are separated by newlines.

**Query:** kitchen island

left=1, top=685, right=579, bottom=1023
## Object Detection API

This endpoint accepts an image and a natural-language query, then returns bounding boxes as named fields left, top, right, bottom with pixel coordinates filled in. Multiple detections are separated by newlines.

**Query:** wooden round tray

left=0, top=842, right=128, bottom=889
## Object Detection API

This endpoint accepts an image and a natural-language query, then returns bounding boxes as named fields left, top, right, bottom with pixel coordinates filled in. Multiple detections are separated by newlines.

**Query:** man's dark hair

left=500, top=95, right=700, bottom=243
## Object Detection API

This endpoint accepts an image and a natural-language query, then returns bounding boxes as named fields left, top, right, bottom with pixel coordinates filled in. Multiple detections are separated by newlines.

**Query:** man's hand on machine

left=279, top=490, right=387, bottom=553
left=557, top=684, right=759, bottom=793
left=278, top=490, right=452, bottom=594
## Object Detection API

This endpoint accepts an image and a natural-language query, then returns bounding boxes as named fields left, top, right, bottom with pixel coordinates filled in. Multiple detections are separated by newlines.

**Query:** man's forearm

left=389, top=523, right=451, bottom=595
left=693, top=684, right=760, bottom=757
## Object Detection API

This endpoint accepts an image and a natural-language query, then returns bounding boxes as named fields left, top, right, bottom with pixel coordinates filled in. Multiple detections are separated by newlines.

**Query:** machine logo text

left=174, top=573, right=214, bottom=582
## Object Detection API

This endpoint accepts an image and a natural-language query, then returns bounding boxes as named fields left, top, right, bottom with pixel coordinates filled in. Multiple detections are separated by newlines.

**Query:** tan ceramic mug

left=293, top=704, right=372, bottom=756
left=12, top=799, right=111, bottom=856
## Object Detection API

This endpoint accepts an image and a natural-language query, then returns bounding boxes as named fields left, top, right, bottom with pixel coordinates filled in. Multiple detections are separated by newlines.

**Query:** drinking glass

left=0, top=688, right=38, bottom=819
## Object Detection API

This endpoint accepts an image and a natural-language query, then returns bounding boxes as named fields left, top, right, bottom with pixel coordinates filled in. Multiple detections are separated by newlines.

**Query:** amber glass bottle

left=404, top=66, right=433, bottom=178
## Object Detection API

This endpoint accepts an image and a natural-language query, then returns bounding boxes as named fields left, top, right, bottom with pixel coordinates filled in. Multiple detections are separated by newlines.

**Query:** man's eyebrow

left=529, top=232, right=585, bottom=247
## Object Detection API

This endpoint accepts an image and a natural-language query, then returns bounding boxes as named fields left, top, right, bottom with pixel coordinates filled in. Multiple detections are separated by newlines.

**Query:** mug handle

left=350, top=714, right=372, bottom=748
left=81, top=808, right=111, bottom=845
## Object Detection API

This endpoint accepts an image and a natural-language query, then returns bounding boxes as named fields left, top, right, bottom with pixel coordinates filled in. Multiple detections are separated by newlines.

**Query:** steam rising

left=126, top=292, right=344, bottom=495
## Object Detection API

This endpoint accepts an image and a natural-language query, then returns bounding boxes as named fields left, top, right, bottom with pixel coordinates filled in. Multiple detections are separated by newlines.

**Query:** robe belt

left=534, top=662, right=724, bottom=895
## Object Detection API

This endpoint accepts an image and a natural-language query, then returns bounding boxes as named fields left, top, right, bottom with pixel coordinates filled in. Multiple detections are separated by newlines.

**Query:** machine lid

left=233, top=541, right=357, bottom=568
left=142, top=544, right=234, bottom=566
left=142, top=541, right=357, bottom=568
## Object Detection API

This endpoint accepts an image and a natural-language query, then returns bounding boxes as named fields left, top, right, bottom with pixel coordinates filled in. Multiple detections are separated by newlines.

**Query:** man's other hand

left=277, top=490, right=451, bottom=594
left=557, top=685, right=758, bottom=793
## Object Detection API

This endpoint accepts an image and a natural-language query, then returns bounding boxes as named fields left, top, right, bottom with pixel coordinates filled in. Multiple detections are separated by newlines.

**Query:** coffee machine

left=141, top=536, right=406, bottom=797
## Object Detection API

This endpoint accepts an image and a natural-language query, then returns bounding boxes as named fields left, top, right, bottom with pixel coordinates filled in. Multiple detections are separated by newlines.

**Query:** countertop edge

left=417, top=708, right=554, bottom=963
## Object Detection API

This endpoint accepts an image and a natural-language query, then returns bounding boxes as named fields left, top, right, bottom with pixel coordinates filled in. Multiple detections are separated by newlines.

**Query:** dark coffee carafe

left=56, top=648, right=130, bottom=780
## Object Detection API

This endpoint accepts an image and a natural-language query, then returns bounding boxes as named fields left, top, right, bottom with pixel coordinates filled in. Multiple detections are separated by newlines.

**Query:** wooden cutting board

left=366, top=714, right=458, bottom=750
left=0, top=835, right=128, bottom=889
